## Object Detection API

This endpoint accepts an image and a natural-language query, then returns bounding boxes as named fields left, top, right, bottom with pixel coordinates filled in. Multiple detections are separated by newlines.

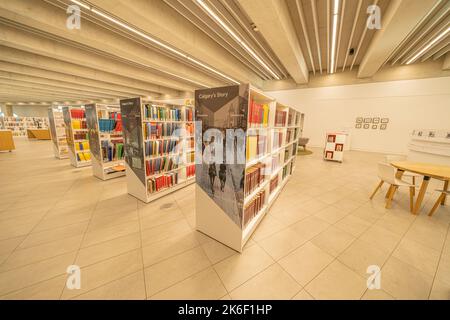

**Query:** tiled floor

left=0, top=138, right=449, bottom=300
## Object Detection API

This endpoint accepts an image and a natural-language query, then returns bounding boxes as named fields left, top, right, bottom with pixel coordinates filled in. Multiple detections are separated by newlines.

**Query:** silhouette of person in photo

left=219, top=163, right=226, bottom=192
left=209, top=162, right=217, bottom=195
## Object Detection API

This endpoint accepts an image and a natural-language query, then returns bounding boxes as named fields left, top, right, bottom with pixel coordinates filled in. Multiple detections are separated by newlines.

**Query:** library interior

left=0, top=0, right=449, bottom=301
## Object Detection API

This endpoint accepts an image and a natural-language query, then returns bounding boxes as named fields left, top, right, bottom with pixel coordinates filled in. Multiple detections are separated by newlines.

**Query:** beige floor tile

left=88, top=210, right=138, bottom=232
left=81, top=220, right=140, bottom=248
left=144, top=247, right=211, bottom=296
left=332, top=198, right=363, bottom=214
left=0, top=275, right=66, bottom=300
left=435, top=254, right=450, bottom=286
left=290, top=216, right=331, bottom=240
left=251, top=215, right=286, bottom=241
left=279, top=242, right=334, bottom=286
left=220, top=294, right=232, bottom=300
left=305, top=260, right=367, bottom=300
left=140, top=208, right=185, bottom=231
left=361, top=289, right=395, bottom=300
left=142, top=232, right=200, bottom=267
left=201, top=239, right=237, bottom=264
left=0, top=251, right=77, bottom=296
left=19, top=221, right=88, bottom=249
left=72, top=271, right=146, bottom=300
left=403, top=220, right=447, bottom=251
left=359, top=225, right=401, bottom=253
left=257, top=227, right=308, bottom=261
left=351, top=206, right=385, bottom=224
left=338, top=239, right=390, bottom=277
left=335, top=215, right=372, bottom=237
left=292, top=289, right=314, bottom=300
left=141, top=219, right=192, bottom=247
left=392, top=238, right=440, bottom=276
left=311, top=226, right=355, bottom=257
left=314, top=206, right=349, bottom=224
left=374, top=214, right=414, bottom=236
left=298, top=199, right=329, bottom=214
left=382, top=257, right=433, bottom=300
left=0, top=220, right=41, bottom=241
left=0, top=236, right=25, bottom=257
left=76, top=233, right=141, bottom=267
left=229, top=264, right=301, bottom=300
left=33, top=212, right=92, bottom=233
left=150, top=267, right=226, bottom=300
left=429, top=280, right=450, bottom=300
left=213, top=244, right=274, bottom=291
left=0, top=234, right=83, bottom=272
left=61, top=249, right=143, bottom=299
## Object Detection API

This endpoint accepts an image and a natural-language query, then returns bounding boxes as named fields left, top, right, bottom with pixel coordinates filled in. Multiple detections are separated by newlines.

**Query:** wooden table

left=0, top=130, right=15, bottom=151
left=391, top=161, right=450, bottom=214
left=27, top=129, right=51, bottom=140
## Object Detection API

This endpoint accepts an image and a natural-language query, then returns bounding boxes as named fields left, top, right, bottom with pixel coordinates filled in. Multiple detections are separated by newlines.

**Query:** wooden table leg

left=413, top=176, right=430, bottom=215
left=441, top=180, right=448, bottom=205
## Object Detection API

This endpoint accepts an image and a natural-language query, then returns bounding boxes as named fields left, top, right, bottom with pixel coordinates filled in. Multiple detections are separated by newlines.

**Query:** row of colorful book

left=272, top=131, right=283, bottom=149
left=74, top=132, right=88, bottom=140
left=98, top=119, right=120, bottom=132
left=186, top=164, right=195, bottom=178
left=72, top=119, right=87, bottom=129
left=70, top=109, right=85, bottom=119
left=101, top=141, right=124, bottom=162
left=148, top=172, right=179, bottom=194
left=275, top=110, right=287, bottom=127
left=76, top=152, right=91, bottom=162
left=243, top=190, right=266, bottom=228
left=75, top=141, right=90, bottom=151
left=144, top=122, right=183, bottom=140
left=145, top=156, right=179, bottom=176
left=185, top=109, right=194, bottom=122
left=145, top=139, right=180, bottom=157
left=246, top=134, right=267, bottom=161
left=144, top=105, right=182, bottom=121
left=248, top=100, right=269, bottom=127
left=244, top=163, right=265, bottom=196
left=269, top=176, right=279, bottom=193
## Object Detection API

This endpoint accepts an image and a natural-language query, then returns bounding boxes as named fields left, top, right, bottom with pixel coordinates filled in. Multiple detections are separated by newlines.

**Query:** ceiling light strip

left=195, top=0, right=280, bottom=80
left=406, top=26, right=450, bottom=64
left=70, top=0, right=239, bottom=85
left=330, top=0, right=340, bottom=74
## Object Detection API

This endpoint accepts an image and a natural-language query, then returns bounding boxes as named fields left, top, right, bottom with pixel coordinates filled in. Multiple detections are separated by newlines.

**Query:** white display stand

left=195, top=84, right=302, bottom=252
left=407, top=129, right=450, bottom=165
left=48, top=107, right=68, bottom=159
left=85, top=103, right=125, bottom=180
left=62, top=106, right=92, bottom=168
left=119, top=97, right=195, bottom=203
left=323, top=132, right=346, bottom=162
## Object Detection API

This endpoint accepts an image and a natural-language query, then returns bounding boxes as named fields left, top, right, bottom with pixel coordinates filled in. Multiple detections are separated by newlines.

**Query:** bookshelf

left=119, top=97, right=195, bottom=203
left=323, top=132, right=346, bottom=162
left=48, top=107, right=69, bottom=159
left=85, top=103, right=125, bottom=180
left=62, top=106, right=92, bottom=168
left=0, top=116, right=49, bottom=137
left=195, top=84, right=302, bottom=252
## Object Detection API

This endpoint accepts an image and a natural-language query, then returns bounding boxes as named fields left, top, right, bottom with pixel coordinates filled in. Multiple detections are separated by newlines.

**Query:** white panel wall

left=268, top=77, right=450, bottom=154
left=12, top=106, right=50, bottom=117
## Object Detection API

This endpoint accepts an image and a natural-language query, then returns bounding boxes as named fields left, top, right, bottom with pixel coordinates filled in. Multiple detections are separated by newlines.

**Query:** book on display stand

left=48, top=107, right=69, bottom=159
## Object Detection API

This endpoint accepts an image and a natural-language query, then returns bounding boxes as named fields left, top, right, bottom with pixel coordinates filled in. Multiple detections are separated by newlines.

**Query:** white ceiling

left=0, top=0, right=449, bottom=106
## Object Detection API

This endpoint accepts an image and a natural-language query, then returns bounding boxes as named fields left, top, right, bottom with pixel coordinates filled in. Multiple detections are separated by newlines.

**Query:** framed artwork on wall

left=355, top=123, right=362, bottom=129
left=364, top=118, right=372, bottom=123
left=363, top=124, right=370, bottom=129
left=380, top=124, right=387, bottom=130
left=356, top=117, right=363, bottom=123
left=373, top=117, right=380, bottom=124
left=372, top=125, right=378, bottom=129
left=381, top=118, right=389, bottom=123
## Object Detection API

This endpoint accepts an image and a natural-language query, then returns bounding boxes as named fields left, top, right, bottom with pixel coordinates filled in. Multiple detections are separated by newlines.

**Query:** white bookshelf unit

left=119, top=97, right=195, bottom=203
left=48, top=107, right=68, bottom=159
left=85, top=103, right=125, bottom=180
left=195, top=84, right=301, bottom=252
left=323, top=132, right=346, bottom=162
left=62, top=106, right=92, bottom=168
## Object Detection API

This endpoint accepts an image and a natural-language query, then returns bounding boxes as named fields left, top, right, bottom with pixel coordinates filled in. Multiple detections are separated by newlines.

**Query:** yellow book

left=75, top=143, right=80, bottom=151
left=263, top=104, right=269, bottom=125
left=246, top=136, right=257, bottom=160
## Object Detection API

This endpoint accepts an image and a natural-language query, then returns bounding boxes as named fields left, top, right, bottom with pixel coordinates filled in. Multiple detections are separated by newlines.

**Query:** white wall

left=12, top=106, right=50, bottom=117
left=268, top=77, right=450, bottom=154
